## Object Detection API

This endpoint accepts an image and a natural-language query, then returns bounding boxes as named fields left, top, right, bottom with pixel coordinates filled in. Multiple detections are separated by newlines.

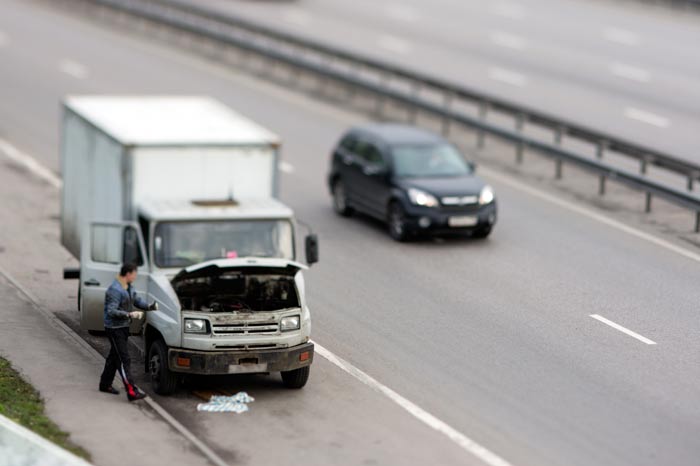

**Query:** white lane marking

left=282, top=9, right=312, bottom=27
left=489, top=31, right=526, bottom=50
left=488, top=67, right=527, bottom=87
left=590, top=314, right=657, bottom=345
left=0, top=138, right=62, bottom=188
left=603, top=27, right=641, bottom=46
left=610, top=63, right=650, bottom=83
left=378, top=34, right=412, bottom=55
left=479, top=166, right=700, bottom=265
left=385, top=4, right=420, bottom=23
left=0, top=31, right=8, bottom=47
left=314, top=343, right=513, bottom=466
left=278, top=161, right=295, bottom=174
left=59, top=59, right=89, bottom=80
left=624, top=107, right=670, bottom=128
left=490, top=2, right=525, bottom=20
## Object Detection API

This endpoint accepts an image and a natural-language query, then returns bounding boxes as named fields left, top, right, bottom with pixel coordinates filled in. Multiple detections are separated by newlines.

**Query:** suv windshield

left=391, top=144, right=472, bottom=178
left=154, top=220, right=294, bottom=268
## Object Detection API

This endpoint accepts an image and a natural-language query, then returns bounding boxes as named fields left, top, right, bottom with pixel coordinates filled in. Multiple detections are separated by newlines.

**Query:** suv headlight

left=479, top=185, right=495, bottom=205
left=184, top=318, right=208, bottom=334
left=408, top=188, right=439, bottom=207
left=280, top=315, right=300, bottom=332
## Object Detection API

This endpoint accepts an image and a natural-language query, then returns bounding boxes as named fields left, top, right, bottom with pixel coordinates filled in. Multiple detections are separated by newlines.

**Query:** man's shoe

left=99, top=385, right=120, bottom=395
left=127, top=385, right=147, bottom=402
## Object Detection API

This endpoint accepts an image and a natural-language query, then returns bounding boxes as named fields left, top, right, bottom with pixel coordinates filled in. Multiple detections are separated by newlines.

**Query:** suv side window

left=339, top=135, right=357, bottom=153
left=355, top=140, right=386, bottom=168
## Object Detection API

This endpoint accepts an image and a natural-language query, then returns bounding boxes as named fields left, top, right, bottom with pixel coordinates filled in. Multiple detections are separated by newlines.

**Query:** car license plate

left=448, top=216, right=478, bottom=227
left=228, top=363, right=268, bottom=374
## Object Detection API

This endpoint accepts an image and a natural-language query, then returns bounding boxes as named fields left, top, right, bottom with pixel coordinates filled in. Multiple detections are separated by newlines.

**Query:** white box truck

left=61, top=96, right=318, bottom=392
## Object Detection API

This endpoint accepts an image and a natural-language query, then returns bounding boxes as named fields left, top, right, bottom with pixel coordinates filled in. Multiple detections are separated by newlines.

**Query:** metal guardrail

left=74, top=0, right=700, bottom=231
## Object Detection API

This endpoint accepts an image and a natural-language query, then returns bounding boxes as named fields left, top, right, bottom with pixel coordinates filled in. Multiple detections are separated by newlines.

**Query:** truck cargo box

left=60, top=96, right=281, bottom=259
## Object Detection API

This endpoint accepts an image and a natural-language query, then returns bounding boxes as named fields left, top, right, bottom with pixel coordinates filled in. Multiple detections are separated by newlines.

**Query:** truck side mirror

left=305, top=234, right=319, bottom=265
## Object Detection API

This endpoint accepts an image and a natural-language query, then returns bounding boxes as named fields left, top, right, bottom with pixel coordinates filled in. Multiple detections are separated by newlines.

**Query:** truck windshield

left=153, top=220, right=294, bottom=268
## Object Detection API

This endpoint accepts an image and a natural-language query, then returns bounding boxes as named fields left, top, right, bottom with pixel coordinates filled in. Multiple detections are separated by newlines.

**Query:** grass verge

left=0, top=356, right=91, bottom=460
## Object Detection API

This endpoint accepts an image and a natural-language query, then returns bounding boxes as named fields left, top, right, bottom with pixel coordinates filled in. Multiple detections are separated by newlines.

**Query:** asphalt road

left=187, top=0, right=700, bottom=163
left=0, top=1, right=699, bottom=465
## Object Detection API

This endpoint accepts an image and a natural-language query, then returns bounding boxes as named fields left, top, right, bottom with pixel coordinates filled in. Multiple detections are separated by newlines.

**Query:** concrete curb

left=0, top=413, right=92, bottom=466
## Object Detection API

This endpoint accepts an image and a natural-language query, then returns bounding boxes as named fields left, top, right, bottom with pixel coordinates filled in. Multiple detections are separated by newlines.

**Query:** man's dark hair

left=119, top=263, right=138, bottom=276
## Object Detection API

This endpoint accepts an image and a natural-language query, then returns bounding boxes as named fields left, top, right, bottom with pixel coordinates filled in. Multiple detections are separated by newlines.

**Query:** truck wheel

left=148, top=340, right=178, bottom=395
left=281, top=366, right=310, bottom=389
left=332, top=180, right=353, bottom=217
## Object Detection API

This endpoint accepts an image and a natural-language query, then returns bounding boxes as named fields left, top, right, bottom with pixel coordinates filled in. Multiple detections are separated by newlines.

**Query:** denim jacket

left=104, top=278, right=149, bottom=329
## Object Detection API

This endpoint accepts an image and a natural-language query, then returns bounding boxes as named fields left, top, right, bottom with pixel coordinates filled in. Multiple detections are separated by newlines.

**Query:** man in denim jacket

left=99, top=262, right=155, bottom=401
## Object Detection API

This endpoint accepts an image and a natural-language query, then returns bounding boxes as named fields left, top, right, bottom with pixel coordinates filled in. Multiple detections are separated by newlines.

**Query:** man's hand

left=129, top=311, right=144, bottom=320
left=148, top=302, right=158, bottom=311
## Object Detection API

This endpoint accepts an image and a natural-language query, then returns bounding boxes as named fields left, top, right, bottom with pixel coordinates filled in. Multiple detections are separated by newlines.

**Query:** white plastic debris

left=197, top=392, right=255, bottom=413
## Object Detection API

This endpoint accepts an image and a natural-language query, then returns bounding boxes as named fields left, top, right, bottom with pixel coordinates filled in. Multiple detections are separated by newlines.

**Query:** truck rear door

left=80, top=222, right=148, bottom=333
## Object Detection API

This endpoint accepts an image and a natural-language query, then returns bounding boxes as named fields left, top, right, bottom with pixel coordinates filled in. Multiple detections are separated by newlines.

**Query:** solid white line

left=624, top=107, right=670, bottom=128
left=590, top=314, right=657, bottom=345
left=282, top=9, right=312, bottom=27
left=385, top=4, right=420, bottom=23
left=278, top=161, right=295, bottom=174
left=489, top=31, right=526, bottom=50
left=610, top=63, right=650, bottom=83
left=490, top=2, right=525, bottom=20
left=59, top=59, right=89, bottom=80
left=488, top=67, right=527, bottom=87
left=0, top=138, right=62, bottom=188
left=378, top=34, right=412, bottom=55
left=478, top=166, right=700, bottom=265
left=314, top=343, right=513, bottom=466
left=603, top=27, right=641, bottom=46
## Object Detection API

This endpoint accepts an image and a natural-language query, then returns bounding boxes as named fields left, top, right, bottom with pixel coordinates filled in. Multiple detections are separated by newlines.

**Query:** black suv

left=328, top=123, right=497, bottom=241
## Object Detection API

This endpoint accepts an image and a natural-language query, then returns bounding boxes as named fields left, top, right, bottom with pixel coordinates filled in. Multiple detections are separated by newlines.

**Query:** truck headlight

left=280, top=315, right=300, bottom=332
left=479, top=185, right=495, bottom=205
left=408, top=188, right=439, bottom=207
left=184, top=318, right=208, bottom=334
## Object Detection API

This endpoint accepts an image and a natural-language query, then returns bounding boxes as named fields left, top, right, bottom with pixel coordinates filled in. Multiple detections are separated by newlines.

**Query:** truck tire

left=148, top=339, right=178, bottom=395
left=281, top=366, right=310, bottom=389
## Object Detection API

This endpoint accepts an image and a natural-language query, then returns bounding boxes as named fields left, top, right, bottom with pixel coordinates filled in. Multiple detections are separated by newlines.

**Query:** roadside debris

left=196, top=392, right=255, bottom=413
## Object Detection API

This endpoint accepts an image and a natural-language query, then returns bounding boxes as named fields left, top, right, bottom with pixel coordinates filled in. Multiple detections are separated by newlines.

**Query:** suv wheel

left=472, top=225, right=492, bottom=239
left=332, top=180, right=353, bottom=216
left=148, top=339, right=178, bottom=395
left=388, top=202, right=409, bottom=242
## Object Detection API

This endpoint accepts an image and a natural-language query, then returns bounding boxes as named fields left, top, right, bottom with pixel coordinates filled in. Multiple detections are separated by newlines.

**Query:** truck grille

left=212, top=322, right=279, bottom=336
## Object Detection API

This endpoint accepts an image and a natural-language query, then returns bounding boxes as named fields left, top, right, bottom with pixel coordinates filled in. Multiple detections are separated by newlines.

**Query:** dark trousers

left=100, top=327, right=137, bottom=397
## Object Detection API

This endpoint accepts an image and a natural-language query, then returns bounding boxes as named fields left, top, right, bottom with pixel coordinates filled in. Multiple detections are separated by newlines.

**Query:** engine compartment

left=173, top=270, right=300, bottom=312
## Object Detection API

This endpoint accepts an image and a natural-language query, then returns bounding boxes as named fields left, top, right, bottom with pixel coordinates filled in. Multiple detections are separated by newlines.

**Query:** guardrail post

left=599, top=175, right=606, bottom=195
left=477, top=102, right=488, bottom=149
left=554, top=126, right=564, bottom=179
left=640, top=156, right=651, bottom=175
left=409, top=82, right=421, bottom=123
left=441, top=91, right=453, bottom=136
left=688, top=173, right=698, bottom=191
left=596, top=141, right=607, bottom=159
left=645, top=192, right=652, bottom=212
left=375, top=72, right=389, bottom=117
left=515, top=113, right=525, bottom=164
left=696, top=212, right=700, bottom=233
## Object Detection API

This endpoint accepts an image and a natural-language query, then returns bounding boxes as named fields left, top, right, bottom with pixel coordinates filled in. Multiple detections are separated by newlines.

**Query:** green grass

left=0, top=357, right=91, bottom=461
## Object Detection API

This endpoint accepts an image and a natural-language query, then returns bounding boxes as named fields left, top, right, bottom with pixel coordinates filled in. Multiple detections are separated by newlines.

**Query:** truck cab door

left=80, top=222, right=149, bottom=333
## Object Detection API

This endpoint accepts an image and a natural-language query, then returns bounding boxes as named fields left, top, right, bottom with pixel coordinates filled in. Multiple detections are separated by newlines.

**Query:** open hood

left=172, top=257, right=306, bottom=285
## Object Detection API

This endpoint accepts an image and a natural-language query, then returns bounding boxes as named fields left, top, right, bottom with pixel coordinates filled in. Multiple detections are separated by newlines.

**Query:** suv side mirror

left=305, top=234, right=319, bottom=265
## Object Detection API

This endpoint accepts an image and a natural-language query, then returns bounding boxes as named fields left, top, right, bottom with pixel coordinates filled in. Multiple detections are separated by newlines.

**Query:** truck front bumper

left=168, top=342, right=314, bottom=375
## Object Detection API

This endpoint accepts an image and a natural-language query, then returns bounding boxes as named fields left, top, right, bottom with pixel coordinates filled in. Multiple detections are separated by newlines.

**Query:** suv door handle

left=84, top=279, right=100, bottom=287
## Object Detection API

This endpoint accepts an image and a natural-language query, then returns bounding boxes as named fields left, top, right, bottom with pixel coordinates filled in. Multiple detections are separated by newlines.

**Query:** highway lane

left=1, top=1, right=700, bottom=465
left=188, top=0, right=700, bottom=162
